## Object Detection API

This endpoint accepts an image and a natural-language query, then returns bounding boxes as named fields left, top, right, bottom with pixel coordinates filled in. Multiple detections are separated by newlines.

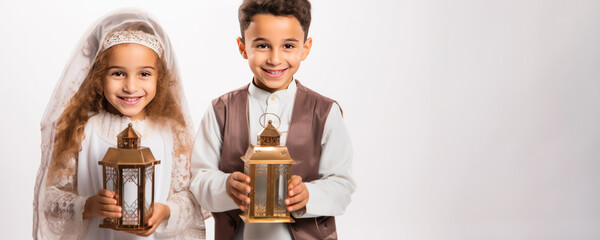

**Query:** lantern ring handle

left=259, top=113, right=281, bottom=129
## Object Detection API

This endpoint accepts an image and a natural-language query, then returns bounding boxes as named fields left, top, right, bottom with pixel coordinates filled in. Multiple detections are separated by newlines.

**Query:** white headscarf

left=32, top=8, right=195, bottom=238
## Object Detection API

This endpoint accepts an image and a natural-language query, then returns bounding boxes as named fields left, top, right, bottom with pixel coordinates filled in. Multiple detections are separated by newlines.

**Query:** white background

left=1, top=0, right=599, bottom=239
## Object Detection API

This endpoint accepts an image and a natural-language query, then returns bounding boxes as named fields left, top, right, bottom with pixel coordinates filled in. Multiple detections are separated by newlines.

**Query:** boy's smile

left=262, top=67, right=288, bottom=78
left=238, top=14, right=312, bottom=93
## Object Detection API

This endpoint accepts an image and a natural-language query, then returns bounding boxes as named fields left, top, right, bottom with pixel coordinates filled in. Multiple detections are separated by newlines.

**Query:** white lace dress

left=40, top=112, right=205, bottom=239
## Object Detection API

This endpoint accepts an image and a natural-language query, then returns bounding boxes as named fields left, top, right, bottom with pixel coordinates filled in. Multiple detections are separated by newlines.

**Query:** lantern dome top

left=119, top=123, right=141, bottom=138
left=260, top=120, right=280, bottom=137
left=118, top=123, right=141, bottom=149
left=258, top=120, right=281, bottom=146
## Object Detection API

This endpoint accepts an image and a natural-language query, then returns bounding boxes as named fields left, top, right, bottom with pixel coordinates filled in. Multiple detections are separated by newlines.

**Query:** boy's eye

left=283, top=44, right=295, bottom=49
left=256, top=43, right=269, bottom=49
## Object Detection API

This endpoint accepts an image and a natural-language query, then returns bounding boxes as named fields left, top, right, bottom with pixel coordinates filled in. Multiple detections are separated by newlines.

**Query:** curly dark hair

left=239, top=0, right=312, bottom=41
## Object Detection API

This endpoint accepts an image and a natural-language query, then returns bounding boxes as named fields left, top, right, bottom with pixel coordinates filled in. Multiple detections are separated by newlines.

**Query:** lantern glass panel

left=122, top=168, right=140, bottom=225
left=254, top=164, right=268, bottom=217
left=105, top=166, right=116, bottom=192
left=145, top=166, right=153, bottom=213
left=273, top=164, right=288, bottom=217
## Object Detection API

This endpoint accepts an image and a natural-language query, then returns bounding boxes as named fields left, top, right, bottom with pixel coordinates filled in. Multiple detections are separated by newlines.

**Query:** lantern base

left=240, top=214, right=295, bottom=223
left=99, top=224, right=152, bottom=232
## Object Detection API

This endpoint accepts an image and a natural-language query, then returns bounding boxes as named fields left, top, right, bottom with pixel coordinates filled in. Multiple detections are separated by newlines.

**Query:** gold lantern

left=240, top=118, right=296, bottom=223
left=98, top=123, right=160, bottom=231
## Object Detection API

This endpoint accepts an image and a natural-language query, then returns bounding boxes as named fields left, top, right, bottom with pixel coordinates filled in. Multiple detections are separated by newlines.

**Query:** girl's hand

left=226, top=171, right=251, bottom=211
left=128, top=203, right=170, bottom=237
left=285, top=175, right=309, bottom=212
left=83, top=189, right=121, bottom=220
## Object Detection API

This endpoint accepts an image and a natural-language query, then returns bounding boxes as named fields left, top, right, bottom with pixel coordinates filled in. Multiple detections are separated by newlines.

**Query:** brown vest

left=211, top=80, right=338, bottom=240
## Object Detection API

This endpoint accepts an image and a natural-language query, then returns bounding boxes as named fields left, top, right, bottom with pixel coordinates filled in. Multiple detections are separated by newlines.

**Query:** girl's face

left=103, top=43, right=158, bottom=121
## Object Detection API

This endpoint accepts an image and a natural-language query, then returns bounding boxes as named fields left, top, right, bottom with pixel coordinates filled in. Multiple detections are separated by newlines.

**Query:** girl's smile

left=118, top=96, right=144, bottom=106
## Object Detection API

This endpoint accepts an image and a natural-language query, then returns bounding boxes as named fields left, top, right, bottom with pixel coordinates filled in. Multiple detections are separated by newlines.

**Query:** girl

left=32, top=9, right=205, bottom=239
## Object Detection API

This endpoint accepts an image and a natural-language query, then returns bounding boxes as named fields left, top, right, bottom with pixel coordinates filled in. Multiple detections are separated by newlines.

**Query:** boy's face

left=237, top=14, right=312, bottom=92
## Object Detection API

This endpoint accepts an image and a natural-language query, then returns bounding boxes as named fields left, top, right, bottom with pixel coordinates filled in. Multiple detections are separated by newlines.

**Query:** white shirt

left=190, top=80, right=356, bottom=240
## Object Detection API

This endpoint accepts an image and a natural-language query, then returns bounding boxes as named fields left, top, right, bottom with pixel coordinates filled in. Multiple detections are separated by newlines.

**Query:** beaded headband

left=103, top=30, right=163, bottom=55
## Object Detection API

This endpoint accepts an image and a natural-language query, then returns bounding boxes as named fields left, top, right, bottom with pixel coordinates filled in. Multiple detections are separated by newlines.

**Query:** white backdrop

left=1, top=0, right=599, bottom=239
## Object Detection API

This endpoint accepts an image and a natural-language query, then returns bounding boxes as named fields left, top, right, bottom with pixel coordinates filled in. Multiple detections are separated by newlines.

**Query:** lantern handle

left=259, top=113, right=281, bottom=129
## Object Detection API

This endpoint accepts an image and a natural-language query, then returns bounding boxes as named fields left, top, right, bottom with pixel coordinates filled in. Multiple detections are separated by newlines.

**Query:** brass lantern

left=98, top=123, right=160, bottom=231
left=240, top=119, right=296, bottom=223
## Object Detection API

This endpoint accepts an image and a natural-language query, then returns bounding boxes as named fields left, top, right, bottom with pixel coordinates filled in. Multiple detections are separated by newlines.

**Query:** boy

left=190, top=0, right=355, bottom=239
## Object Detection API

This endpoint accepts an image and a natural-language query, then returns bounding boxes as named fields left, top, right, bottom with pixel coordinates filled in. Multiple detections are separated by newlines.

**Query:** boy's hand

left=128, top=203, right=170, bottom=237
left=285, top=175, right=309, bottom=212
left=226, top=171, right=251, bottom=211
left=83, top=189, right=121, bottom=220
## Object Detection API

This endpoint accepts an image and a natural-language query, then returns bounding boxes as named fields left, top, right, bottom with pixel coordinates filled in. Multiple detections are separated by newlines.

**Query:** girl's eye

left=140, top=72, right=151, bottom=77
left=283, top=44, right=295, bottom=49
left=257, top=43, right=269, bottom=49
left=111, top=71, right=124, bottom=77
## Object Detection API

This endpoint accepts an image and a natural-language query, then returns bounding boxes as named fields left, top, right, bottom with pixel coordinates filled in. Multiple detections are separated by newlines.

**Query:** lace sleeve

left=156, top=151, right=206, bottom=238
left=39, top=156, right=89, bottom=240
